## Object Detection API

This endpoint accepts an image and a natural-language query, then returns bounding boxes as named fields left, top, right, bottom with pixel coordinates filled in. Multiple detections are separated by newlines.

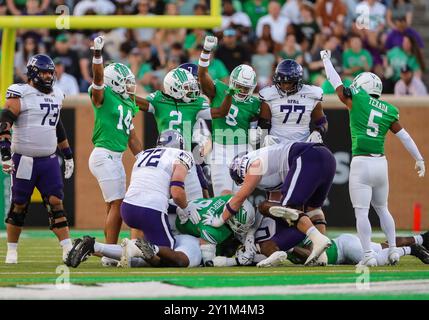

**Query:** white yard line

left=1, top=280, right=429, bottom=299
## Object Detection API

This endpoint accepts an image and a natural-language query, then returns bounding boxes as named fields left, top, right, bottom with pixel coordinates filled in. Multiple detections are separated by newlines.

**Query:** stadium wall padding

left=23, top=95, right=428, bottom=230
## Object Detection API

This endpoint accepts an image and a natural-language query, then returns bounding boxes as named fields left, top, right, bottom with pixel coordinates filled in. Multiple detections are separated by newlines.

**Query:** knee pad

left=5, top=203, right=28, bottom=227
left=48, top=209, right=68, bottom=230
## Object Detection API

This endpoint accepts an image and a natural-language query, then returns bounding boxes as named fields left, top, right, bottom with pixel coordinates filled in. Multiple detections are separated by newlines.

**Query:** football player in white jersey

left=1, top=54, right=74, bottom=264
left=203, top=142, right=335, bottom=265
left=258, top=59, right=328, bottom=146
left=67, top=130, right=202, bottom=268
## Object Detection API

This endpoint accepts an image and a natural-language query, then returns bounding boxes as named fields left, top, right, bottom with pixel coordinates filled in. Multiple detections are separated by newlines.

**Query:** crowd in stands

left=1, top=0, right=427, bottom=96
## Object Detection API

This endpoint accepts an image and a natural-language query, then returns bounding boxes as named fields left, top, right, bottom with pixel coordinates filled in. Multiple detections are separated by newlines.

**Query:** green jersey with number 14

left=90, top=85, right=138, bottom=152
left=146, top=91, right=209, bottom=150
left=211, top=80, right=260, bottom=145
left=349, top=87, right=399, bottom=156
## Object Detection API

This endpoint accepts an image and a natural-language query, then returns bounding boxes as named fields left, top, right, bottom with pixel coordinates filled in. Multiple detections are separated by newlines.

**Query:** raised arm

left=197, top=36, right=218, bottom=101
left=128, top=128, right=143, bottom=156
left=390, top=121, right=425, bottom=178
left=320, top=50, right=352, bottom=109
left=90, top=36, right=106, bottom=107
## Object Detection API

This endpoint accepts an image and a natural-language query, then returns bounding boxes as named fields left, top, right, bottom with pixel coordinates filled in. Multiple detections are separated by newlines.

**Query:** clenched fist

left=203, top=36, right=218, bottom=52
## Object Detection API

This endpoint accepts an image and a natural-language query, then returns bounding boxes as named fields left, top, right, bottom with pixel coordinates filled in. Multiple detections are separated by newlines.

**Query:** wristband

left=92, top=83, right=104, bottom=90
left=226, top=202, right=239, bottom=215
left=170, top=181, right=185, bottom=189
left=61, top=147, right=73, bottom=160
left=92, top=56, right=103, bottom=64
left=200, top=52, right=211, bottom=60
left=198, top=59, right=210, bottom=68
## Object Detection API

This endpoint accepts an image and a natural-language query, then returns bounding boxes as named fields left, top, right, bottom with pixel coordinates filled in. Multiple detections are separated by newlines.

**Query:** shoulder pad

left=6, top=84, right=28, bottom=99
left=177, top=151, right=194, bottom=171
left=258, top=85, right=278, bottom=102
left=301, top=85, right=323, bottom=101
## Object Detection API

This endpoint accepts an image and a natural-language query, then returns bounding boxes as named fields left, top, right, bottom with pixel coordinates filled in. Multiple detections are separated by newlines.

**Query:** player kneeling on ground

left=67, top=130, right=201, bottom=268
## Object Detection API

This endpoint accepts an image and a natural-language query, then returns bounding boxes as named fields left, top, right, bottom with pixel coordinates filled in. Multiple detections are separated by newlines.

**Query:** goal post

left=0, top=0, right=221, bottom=105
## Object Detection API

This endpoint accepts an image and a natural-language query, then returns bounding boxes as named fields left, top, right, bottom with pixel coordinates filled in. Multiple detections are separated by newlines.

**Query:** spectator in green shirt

left=242, top=0, right=270, bottom=30
left=276, top=34, right=303, bottom=65
left=342, top=35, right=373, bottom=78
left=252, top=39, right=275, bottom=88
left=184, top=29, right=208, bottom=51
left=385, top=34, right=422, bottom=82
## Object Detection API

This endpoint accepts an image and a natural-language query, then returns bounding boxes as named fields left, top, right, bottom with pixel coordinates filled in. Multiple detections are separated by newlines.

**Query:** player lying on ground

left=66, top=130, right=202, bottom=268
left=204, top=141, right=334, bottom=266
left=198, top=35, right=260, bottom=196
left=320, top=49, right=425, bottom=266
left=87, top=36, right=143, bottom=267
left=2, top=54, right=74, bottom=264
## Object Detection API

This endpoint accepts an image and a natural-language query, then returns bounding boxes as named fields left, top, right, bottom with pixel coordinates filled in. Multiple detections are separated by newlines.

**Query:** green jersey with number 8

left=349, top=87, right=399, bottom=156
left=90, top=85, right=138, bottom=152
left=146, top=90, right=209, bottom=150
left=211, top=80, right=260, bottom=145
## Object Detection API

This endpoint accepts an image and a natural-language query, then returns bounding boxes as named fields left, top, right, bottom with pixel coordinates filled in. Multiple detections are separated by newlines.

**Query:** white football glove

left=202, top=212, right=225, bottom=228
left=1, top=158, right=14, bottom=174
left=244, top=234, right=257, bottom=256
left=91, top=35, right=105, bottom=51
left=203, top=35, right=218, bottom=52
left=236, top=246, right=255, bottom=266
left=320, top=49, right=331, bottom=61
left=415, top=160, right=425, bottom=178
left=184, top=202, right=201, bottom=225
left=64, top=158, right=74, bottom=179
left=306, top=131, right=323, bottom=143
left=262, top=134, right=281, bottom=147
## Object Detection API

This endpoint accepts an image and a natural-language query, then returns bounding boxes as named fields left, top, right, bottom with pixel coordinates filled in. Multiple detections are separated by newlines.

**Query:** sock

left=94, top=243, right=122, bottom=260
left=373, top=206, right=397, bottom=248
left=414, top=235, right=423, bottom=245
left=7, top=243, right=18, bottom=251
left=401, top=246, right=411, bottom=256
left=305, top=226, right=317, bottom=237
left=130, top=257, right=149, bottom=267
left=60, top=239, right=72, bottom=249
left=355, top=207, right=372, bottom=252
left=200, top=243, right=216, bottom=264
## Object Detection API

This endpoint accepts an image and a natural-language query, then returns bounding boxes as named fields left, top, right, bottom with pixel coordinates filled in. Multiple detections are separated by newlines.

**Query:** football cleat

left=5, top=250, right=18, bottom=264
left=388, top=248, right=400, bottom=265
left=64, top=238, right=82, bottom=267
left=269, top=206, right=300, bottom=226
left=256, top=251, right=288, bottom=267
left=134, top=238, right=156, bottom=260
left=421, top=231, right=429, bottom=250
left=101, top=256, right=119, bottom=267
left=410, top=244, right=429, bottom=264
left=304, top=234, right=331, bottom=266
left=68, top=236, right=95, bottom=268
left=119, top=238, right=143, bottom=268
left=357, top=251, right=378, bottom=267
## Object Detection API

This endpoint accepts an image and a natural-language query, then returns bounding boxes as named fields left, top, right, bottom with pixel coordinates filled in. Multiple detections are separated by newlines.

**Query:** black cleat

left=134, top=238, right=156, bottom=260
left=421, top=231, right=429, bottom=250
left=64, top=238, right=82, bottom=267
left=410, top=244, right=429, bottom=264
left=68, top=236, right=95, bottom=268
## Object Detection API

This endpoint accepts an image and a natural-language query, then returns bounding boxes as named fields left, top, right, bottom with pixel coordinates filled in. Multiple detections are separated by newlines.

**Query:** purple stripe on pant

left=11, top=153, right=63, bottom=204
left=281, top=143, right=336, bottom=208
left=121, top=201, right=176, bottom=249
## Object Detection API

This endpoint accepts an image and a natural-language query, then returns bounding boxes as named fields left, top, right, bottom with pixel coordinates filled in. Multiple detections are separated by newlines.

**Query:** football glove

left=184, top=202, right=201, bottom=225
left=415, top=160, right=425, bottom=178
left=203, top=35, right=218, bottom=52
left=306, top=131, right=323, bottom=143
left=64, top=158, right=74, bottom=179
left=91, top=35, right=105, bottom=51
left=320, top=49, right=331, bottom=60
left=202, top=212, right=225, bottom=228
left=1, top=158, right=13, bottom=174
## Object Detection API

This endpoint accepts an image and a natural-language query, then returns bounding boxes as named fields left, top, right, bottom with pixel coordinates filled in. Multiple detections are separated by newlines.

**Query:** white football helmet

left=163, top=68, right=200, bottom=103
left=230, top=64, right=257, bottom=102
left=227, top=199, right=255, bottom=236
left=351, top=72, right=383, bottom=98
left=104, top=62, right=136, bottom=99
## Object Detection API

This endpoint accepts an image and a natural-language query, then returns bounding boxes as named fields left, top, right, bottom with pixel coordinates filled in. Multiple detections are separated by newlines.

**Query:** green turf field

left=0, top=229, right=428, bottom=300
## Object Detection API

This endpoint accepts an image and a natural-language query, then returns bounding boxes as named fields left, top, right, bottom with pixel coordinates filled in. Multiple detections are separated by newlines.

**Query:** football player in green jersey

left=88, top=36, right=143, bottom=266
left=132, top=67, right=235, bottom=201
left=321, top=49, right=425, bottom=267
left=198, top=36, right=261, bottom=196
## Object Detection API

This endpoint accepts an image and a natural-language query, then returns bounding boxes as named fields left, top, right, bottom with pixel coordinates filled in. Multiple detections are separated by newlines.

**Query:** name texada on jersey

left=124, top=147, right=194, bottom=213
left=6, top=83, right=65, bottom=157
left=259, top=84, right=323, bottom=143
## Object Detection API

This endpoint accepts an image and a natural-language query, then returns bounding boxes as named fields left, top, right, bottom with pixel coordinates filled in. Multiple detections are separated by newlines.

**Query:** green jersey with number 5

left=349, top=87, right=399, bottom=156
left=146, top=90, right=209, bottom=150
left=90, top=85, right=138, bottom=152
left=211, top=80, right=260, bottom=145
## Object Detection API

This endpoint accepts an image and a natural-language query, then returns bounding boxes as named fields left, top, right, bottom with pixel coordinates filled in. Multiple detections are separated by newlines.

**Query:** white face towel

left=16, top=155, right=34, bottom=180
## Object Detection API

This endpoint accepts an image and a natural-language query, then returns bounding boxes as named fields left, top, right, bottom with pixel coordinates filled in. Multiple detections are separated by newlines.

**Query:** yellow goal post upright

left=0, top=0, right=221, bottom=106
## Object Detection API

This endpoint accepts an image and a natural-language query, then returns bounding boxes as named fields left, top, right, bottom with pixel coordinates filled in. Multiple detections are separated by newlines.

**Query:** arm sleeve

left=56, top=118, right=68, bottom=143
left=322, top=58, right=343, bottom=90
left=395, top=129, right=424, bottom=161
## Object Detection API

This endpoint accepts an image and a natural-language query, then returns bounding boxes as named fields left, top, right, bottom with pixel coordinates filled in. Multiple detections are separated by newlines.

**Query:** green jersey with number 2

left=349, top=87, right=399, bottom=156
left=90, top=85, right=138, bottom=152
left=146, top=90, right=209, bottom=150
left=211, top=80, right=260, bottom=145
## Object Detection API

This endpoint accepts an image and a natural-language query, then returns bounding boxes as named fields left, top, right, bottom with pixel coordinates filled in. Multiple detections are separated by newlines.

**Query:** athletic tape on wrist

left=92, top=83, right=104, bottom=90
left=198, top=59, right=210, bottom=68
left=92, top=56, right=103, bottom=64
left=200, top=52, right=211, bottom=60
